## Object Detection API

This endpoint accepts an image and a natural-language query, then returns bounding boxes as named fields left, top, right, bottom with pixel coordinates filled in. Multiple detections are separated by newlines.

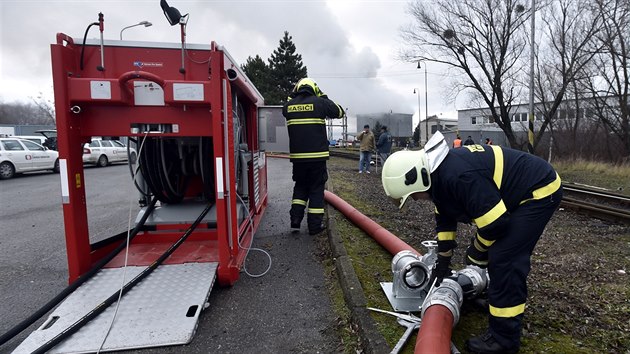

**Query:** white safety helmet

left=381, top=132, right=449, bottom=210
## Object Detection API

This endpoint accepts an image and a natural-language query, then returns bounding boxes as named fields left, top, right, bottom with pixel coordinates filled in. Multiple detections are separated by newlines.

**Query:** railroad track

left=329, top=150, right=630, bottom=225
left=561, top=183, right=630, bottom=225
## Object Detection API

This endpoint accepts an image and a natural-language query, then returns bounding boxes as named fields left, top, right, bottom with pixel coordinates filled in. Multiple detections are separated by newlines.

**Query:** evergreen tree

left=373, top=121, right=383, bottom=142
left=241, top=55, right=270, bottom=99
left=412, top=123, right=421, bottom=147
left=267, top=31, right=308, bottom=105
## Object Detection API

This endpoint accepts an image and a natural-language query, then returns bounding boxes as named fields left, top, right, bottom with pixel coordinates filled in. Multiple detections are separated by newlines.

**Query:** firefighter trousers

left=290, top=161, right=328, bottom=232
left=487, top=188, right=562, bottom=349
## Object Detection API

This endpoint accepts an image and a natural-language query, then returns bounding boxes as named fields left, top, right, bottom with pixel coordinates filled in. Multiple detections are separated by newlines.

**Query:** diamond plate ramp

left=13, top=262, right=218, bottom=353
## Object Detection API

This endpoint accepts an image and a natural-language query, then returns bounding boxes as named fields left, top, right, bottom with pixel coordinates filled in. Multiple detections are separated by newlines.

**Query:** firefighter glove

left=429, top=254, right=452, bottom=287
left=465, top=235, right=489, bottom=268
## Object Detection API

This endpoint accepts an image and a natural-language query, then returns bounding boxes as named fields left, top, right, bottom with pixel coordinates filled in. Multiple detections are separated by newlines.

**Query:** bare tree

left=401, top=0, right=530, bottom=148
left=582, top=0, right=630, bottom=160
left=30, top=93, right=56, bottom=125
left=0, top=96, right=55, bottom=126
left=534, top=0, right=602, bottom=155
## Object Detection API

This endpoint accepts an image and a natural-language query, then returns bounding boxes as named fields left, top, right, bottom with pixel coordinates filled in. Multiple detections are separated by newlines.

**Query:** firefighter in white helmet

left=381, top=131, right=562, bottom=354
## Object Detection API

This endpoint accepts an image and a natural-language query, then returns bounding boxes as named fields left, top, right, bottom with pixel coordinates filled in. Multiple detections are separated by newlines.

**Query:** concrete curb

left=326, top=204, right=390, bottom=353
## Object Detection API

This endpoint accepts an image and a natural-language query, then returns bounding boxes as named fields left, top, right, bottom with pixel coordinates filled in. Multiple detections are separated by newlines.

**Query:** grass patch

left=553, top=158, right=630, bottom=194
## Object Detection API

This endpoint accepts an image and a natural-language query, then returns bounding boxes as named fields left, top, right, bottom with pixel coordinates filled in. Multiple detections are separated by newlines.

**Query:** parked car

left=0, top=138, right=59, bottom=179
left=35, top=129, right=58, bottom=151
left=83, top=139, right=137, bottom=167
left=13, top=135, right=47, bottom=146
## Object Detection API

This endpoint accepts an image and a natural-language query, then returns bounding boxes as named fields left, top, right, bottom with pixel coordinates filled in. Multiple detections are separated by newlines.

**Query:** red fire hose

left=323, top=190, right=455, bottom=354
left=323, top=190, right=418, bottom=256
left=415, top=306, right=454, bottom=353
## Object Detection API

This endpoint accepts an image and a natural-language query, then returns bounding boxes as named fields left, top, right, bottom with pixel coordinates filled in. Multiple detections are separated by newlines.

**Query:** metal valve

left=420, top=240, right=438, bottom=268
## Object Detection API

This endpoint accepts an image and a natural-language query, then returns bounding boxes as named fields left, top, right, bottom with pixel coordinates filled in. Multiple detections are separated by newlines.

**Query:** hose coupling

left=421, top=278, right=464, bottom=326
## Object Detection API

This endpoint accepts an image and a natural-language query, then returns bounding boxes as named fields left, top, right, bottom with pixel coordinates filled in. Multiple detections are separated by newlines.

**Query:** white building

left=454, top=95, right=627, bottom=148
left=417, top=116, right=458, bottom=146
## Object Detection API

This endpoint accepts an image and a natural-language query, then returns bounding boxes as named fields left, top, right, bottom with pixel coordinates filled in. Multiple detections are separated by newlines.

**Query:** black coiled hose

left=139, top=136, right=214, bottom=203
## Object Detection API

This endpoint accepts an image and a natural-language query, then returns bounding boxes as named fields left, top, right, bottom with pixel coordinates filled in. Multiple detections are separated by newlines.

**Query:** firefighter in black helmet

left=282, top=78, right=345, bottom=235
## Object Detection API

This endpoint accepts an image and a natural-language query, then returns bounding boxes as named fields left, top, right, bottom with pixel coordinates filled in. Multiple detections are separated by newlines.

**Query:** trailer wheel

left=0, top=161, right=16, bottom=179
left=97, top=155, right=108, bottom=167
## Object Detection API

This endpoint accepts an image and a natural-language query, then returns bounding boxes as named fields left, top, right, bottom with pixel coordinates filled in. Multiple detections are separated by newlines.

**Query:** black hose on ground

left=0, top=197, right=159, bottom=347
left=31, top=201, right=213, bottom=354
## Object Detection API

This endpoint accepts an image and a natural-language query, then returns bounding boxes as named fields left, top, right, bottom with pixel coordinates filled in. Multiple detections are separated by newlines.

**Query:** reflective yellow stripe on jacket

left=474, top=200, right=507, bottom=228
left=286, top=118, right=326, bottom=126
left=472, top=146, right=508, bottom=228
left=520, top=173, right=562, bottom=205
left=490, top=146, right=504, bottom=189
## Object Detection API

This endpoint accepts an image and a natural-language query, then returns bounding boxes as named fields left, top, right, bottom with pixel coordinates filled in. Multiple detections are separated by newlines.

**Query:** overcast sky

left=0, top=0, right=461, bottom=126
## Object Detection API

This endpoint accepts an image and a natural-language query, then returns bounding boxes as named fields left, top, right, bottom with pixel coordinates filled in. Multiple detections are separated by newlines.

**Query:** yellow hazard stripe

left=286, top=118, right=326, bottom=126
left=476, top=233, right=494, bottom=248
left=292, top=199, right=307, bottom=206
left=467, top=255, right=488, bottom=266
left=336, top=104, right=343, bottom=117
left=473, top=238, right=490, bottom=252
left=437, top=231, right=456, bottom=241
left=520, top=173, right=562, bottom=205
left=308, top=208, right=325, bottom=214
left=532, top=172, right=561, bottom=199
left=489, top=303, right=526, bottom=318
left=474, top=200, right=507, bottom=228
left=289, top=151, right=329, bottom=159
left=490, top=146, right=504, bottom=189
left=439, top=250, right=453, bottom=257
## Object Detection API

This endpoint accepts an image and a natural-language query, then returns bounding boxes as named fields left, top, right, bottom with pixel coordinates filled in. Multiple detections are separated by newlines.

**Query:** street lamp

left=120, top=21, right=152, bottom=40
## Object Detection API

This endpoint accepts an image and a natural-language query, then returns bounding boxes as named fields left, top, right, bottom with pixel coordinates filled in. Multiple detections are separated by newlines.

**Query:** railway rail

left=329, top=150, right=630, bottom=225
left=561, top=183, right=630, bottom=225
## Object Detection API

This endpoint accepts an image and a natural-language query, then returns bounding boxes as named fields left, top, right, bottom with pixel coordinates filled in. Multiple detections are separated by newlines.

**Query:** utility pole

left=414, top=88, right=422, bottom=145
left=527, top=0, right=536, bottom=153
left=418, top=61, right=428, bottom=145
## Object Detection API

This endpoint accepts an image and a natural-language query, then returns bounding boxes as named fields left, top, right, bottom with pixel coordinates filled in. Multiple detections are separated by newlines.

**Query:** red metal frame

left=51, top=34, right=267, bottom=286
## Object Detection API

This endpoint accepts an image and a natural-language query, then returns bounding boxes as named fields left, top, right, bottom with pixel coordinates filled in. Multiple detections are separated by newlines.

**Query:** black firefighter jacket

left=429, top=144, right=561, bottom=248
left=282, top=92, right=344, bottom=163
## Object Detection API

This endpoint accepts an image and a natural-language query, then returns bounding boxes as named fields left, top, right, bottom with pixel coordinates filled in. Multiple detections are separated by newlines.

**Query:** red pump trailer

left=12, top=33, right=268, bottom=353
left=51, top=33, right=268, bottom=286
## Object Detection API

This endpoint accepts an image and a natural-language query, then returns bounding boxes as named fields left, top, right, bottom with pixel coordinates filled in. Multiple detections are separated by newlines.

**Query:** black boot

left=466, top=330, right=519, bottom=354
left=290, top=207, right=304, bottom=231
left=308, top=224, right=325, bottom=235
left=290, top=216, right=301, bottom=230
left=307, top=215, right=325, bottom=235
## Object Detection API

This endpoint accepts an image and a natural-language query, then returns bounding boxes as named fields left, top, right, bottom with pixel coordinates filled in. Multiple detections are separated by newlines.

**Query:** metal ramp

left=13, top=262, right=218, bottom=353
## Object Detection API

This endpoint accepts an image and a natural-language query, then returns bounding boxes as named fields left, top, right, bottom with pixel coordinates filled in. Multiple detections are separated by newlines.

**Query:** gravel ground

left=327, top=156, right=630, bottom=353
